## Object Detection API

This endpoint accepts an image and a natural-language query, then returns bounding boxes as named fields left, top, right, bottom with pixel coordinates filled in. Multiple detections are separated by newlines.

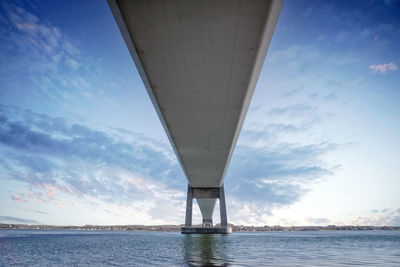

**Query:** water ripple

left=0, top=230, right=399, bottom=266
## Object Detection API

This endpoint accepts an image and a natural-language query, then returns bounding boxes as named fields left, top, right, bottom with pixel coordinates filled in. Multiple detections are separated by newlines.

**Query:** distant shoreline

left=1, top=223, right=399, bottom=232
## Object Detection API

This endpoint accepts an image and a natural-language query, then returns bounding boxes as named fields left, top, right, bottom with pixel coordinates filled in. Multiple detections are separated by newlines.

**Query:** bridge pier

left=184, top=184, right=193, bottom=227
left=182, top=184, right=232, bottom=234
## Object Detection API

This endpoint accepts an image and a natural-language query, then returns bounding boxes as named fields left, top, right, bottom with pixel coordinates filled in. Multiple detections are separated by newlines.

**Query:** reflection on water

left=183, top=234, right=230, bottom=266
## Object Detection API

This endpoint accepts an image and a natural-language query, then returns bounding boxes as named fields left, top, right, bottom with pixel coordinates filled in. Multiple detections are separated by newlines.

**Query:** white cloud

left=369, top=62, right=398, bottom=74
left=11, top=194, right=27, bottom=203
left=0, top=2, right=96, bottom=108
left=67, top=58, right=80, bottom=70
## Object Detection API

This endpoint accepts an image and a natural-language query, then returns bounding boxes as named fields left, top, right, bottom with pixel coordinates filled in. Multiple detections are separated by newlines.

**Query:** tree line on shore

left=1, top=223, right=399, bottom=232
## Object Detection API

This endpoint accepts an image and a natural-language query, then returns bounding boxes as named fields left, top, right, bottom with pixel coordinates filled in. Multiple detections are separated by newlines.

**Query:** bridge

left=108, top=0, right=283, bottom=234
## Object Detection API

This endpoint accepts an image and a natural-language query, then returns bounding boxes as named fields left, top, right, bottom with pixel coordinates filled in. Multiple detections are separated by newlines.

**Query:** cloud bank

left=369, top=62, right=398, bottom=74
left=0, top=216, right=40, bottom=224
left=0, top=104, right=337, bottom=224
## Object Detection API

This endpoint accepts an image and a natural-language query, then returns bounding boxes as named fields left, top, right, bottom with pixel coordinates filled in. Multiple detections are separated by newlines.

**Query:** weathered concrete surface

left=197, top=199, right=216, bottom=222
left=108, top=0, right=283, bottom=225
left=108, top=0, right=283, bottom=188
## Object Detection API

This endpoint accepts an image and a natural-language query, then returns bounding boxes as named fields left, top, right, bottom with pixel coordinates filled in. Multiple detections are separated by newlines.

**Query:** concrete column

left=202, top=218, right=213, bottom=227
left=219, top=185, right=228, bottom=227
left=185, top=184, right=193, bottom=226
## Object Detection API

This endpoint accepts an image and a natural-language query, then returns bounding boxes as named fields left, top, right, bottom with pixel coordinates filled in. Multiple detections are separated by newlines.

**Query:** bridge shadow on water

left=182, top=234, right=231, bottom=266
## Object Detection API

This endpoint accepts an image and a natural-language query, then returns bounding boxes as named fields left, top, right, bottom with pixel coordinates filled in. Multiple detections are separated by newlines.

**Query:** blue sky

left=0, top=0, right=399, bottom=226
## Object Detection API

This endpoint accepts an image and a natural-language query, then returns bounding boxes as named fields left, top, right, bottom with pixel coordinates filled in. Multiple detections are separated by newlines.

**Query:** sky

left=0, top=0, right=399, bottom=226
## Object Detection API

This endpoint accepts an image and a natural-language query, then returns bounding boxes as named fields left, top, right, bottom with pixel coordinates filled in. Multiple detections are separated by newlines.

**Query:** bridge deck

left=108, top=0, right=283, bottom=225
left=108, top=0, right=283, bottom=188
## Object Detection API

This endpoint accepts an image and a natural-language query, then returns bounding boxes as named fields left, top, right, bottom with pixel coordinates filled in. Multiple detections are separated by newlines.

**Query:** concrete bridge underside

left=108, top=0, right=283, bottom=233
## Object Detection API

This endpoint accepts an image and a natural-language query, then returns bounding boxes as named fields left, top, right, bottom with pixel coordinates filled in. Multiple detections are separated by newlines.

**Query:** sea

left=1, top=230, right=400, bottom=266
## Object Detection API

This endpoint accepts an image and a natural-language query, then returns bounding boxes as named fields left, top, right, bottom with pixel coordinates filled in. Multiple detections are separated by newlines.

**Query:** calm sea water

left=1, top=230, right=400, bottom=266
